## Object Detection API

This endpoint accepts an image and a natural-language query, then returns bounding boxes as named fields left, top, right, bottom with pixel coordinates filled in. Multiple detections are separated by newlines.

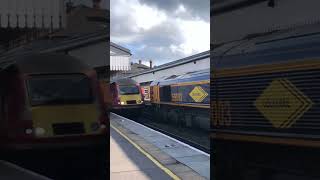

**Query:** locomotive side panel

left=151, top=70, right=210, bottom=130
left=211, top=26, right=320, bottom=179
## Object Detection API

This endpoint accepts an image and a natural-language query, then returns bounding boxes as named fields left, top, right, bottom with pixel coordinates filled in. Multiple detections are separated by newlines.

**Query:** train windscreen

left=27, top=74, right=93, bottom=105
left=119, top=85, right=140, bottom=95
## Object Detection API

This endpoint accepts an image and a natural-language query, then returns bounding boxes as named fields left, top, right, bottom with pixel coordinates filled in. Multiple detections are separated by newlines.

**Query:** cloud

left=171, top=19, right=210, bottom=55
left=139, top=0, right=210, bottom=21
left=111, top=0, right=210, bottom=65
left=112, top=0, right=167, bottom=32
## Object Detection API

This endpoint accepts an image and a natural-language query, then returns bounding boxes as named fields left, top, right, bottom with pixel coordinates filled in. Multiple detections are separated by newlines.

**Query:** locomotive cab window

left=160, top=85, right=171, bottom=102
left=27, top=74, right=93, bottom=106
left=119, top=85, right=140, bottom=95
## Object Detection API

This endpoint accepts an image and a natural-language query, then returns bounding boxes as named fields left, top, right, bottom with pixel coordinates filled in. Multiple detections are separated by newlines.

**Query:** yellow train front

left=0, top=53, right=108, bottom=178
left=110, top=78, right=144, bottom=115
left=150, top=69, right=210, bottom=130
left=0, top=53, right=108, bottom=151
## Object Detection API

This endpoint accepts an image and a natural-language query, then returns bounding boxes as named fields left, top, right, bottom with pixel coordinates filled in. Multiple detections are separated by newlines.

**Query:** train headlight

left=120, top=101, right=125, bottom=105
left=35, top=127, right=46, bottom=135
left=91, top=122, right=100, bottom=131
left=100, top=124, right=106, bottom=129
left=25, top=129, right=33, bottom=135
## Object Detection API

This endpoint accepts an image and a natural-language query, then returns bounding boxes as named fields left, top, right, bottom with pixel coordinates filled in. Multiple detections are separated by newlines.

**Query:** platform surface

left=110, top=127, right=173, bottom=180
left=110, top=113, right=210, bottom=180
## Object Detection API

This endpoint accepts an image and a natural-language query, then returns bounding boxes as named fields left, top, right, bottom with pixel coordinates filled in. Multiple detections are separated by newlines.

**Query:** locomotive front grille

left=52, top=122, right=85, bottom=135
left=127, top=100, right=136, bottom=104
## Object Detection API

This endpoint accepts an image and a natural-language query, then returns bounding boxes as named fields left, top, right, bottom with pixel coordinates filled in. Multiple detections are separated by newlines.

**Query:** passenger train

left=0, top=53, right=108, bottom=157
left=110, top=78, right=144, bottom=114
left=150, top=69, right=210, bottom=130
left=211, top=23, right=320, bottom=179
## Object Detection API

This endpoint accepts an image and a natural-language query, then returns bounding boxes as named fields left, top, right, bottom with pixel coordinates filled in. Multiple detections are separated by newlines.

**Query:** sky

left=110, top=0, right=210, bottom=66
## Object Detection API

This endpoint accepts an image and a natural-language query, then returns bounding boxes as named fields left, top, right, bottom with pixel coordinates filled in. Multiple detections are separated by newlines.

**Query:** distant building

left=110, top=42, right=154, bottom=80
left=111, top=59, right=152, bottom=80
left=130, top=60, right=153, bottom=74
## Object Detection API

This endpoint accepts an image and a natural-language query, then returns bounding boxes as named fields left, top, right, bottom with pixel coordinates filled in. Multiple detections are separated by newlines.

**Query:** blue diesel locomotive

left=212, top=23, right=320, bottom=179
left=150, top=69, right=210, bottom=130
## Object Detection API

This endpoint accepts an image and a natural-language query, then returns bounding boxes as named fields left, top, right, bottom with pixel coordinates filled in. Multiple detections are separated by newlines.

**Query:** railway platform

left=0, top=160, right=52, bottom=180
left=110, top=113, right=210, bottom=180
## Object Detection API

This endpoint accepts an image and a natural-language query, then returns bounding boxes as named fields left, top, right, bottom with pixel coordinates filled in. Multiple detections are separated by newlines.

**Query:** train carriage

left=211, top=24, right=320, bottom=179
left=150, top=69, right=210, bottom=130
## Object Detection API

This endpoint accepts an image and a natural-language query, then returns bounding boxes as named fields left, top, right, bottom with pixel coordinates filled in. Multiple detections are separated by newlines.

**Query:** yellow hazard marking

left=110, top=124, right=181, bottom=180
left=189, top=86, right=208, bottom=102
left=255, top=78, right=313, bottom=128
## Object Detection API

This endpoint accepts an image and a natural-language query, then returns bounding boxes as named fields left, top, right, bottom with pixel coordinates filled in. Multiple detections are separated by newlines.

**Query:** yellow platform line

left=111, top=124, right=181, bottom=180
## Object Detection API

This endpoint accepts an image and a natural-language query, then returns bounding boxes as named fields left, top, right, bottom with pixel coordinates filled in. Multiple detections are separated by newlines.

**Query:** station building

left=0, top=0, right=130, bottom=81
left=124, top=51, right=209, bottom=101
left=110, top=42, right=132, bottom=79
left=126, top=50, right=210, bottom=85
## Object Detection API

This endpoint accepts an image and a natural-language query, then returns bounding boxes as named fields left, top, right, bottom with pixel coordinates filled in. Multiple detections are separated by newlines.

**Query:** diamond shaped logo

left=189, top=86, right=208, bottom=102
left=255, top=79, right=313, bottom=128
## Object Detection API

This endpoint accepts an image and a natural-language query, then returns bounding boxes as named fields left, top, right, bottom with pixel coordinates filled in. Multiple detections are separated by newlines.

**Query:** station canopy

left=0, top=0, right=65, bottom=29
left=110, top=42, right=131, bottom=71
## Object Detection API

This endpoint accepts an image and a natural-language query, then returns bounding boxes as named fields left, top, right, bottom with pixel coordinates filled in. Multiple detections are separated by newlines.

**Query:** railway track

left=134, top=106, right=210, bottom=154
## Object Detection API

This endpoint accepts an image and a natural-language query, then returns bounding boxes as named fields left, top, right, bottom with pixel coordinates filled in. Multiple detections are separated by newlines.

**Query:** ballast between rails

left=140, top=119, right=210, bottom=154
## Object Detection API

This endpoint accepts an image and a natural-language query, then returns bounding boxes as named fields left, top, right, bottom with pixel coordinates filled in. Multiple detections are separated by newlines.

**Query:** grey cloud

left=136, top=22, right=184, bottom=46
left=124, top=23, right=186, bottom=65
left=139, top=0, right=210, bottom=21
left=111, top=0, right=209, bottom=65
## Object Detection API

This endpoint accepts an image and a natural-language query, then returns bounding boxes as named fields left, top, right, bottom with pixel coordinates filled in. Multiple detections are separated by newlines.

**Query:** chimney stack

left=93, top=0, right=101, bottom=9
left=139, top=60, right=142, bottom=64
left=149, top=60, right=153, bottom=69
